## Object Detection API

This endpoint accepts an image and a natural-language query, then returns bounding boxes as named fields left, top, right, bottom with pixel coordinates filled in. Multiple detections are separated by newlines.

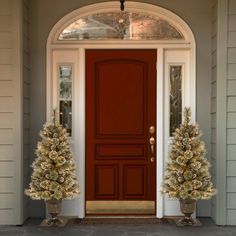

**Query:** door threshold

left=86, top=201, right=155, bottom=215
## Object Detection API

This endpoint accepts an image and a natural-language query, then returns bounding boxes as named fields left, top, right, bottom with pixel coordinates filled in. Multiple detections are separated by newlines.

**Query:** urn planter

left=45, top=199, right=63, bottom=226
left=175, top=199, right=201, bottom=226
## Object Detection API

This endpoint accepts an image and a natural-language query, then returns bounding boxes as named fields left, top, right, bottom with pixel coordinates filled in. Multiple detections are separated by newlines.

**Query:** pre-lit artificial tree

left=25, top=110, right=79, bottom=226
left=162, top=107, right=215, bottom=225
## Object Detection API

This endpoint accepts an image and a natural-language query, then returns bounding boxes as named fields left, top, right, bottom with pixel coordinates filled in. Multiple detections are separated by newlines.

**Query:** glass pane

left=59, top=65, right=72, bottom=136
left=59, top=12, right=184, bottom=41
left=59, top=100, right=72, bottom=136
left=169, top=65, right=182, bottom=136
left=59, top=65, right=72, bottom=99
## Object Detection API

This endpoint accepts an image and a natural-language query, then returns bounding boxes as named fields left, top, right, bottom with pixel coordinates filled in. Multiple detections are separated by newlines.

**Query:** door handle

left=149, top=137, right=155, bottom=162
left=150, top=137, right=155, bottom=153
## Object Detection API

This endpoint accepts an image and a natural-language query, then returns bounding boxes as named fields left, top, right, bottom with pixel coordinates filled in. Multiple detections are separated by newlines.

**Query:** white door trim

left=46, top=2, right=196, bottom=219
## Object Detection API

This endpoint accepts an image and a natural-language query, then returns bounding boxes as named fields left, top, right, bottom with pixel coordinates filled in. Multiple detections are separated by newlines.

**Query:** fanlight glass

left=58, top=11, right=184, bottom=40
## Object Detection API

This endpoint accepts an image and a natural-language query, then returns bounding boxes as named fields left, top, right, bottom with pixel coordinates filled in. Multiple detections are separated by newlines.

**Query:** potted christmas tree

left=25, top=110, right=80, bottom=226
left=162, top=107, right=215, bottom=226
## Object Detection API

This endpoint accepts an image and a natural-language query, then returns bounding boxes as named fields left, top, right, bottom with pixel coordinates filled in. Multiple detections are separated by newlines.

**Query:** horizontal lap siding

left=0, top=145, right=14, bottom=161
left=228, top=145, right=236, bottom=160
left=0, top=209, right=14, bottom=225
left=227, top=0, right=236, bottom=225
left=0, top=0, right=23, bottom=225
left=0, top=98, right=14, bottom=112
left=0, top=16, right=11, bottom=31
left=228, top=64, right=236, bottom=80
left=227, top=161, right=236, bottom=176
left=227, top=210, right=236, bottom=225
left=0, top=178, right=14, bottom=192
left=0, top=163, right=14, bottom=177
left=0, top=0, right=12, bottom=15
left=228, top=130, right=236, bottom=144
left=0, top=65, right=13, bottom=81
left=228, top=97, right=236, bottom=111
left=0, top=194, right=14, bottom=208
left=0, top=129, right=14, bottom=144
left=0, top=49, right=12, bottom=64
left=228, top=80, right=236, bottom=95
left=0, top=113, right=14, bottom=127
left=0, top=81, right=14, bottom=96
left=0, top=32, right=12, bottom=49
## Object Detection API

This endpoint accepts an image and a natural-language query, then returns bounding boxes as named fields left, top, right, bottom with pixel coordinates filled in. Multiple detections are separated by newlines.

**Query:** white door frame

left=46, top=2, right=196, bottom=218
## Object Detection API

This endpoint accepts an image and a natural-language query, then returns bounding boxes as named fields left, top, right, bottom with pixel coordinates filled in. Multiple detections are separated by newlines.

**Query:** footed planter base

left=175, top=199, right=202, bottom=227
left=45, top=217, right=63, bottom=226
left=40, top=217, right=69, bottom=227
left=174, top=217, right=202, bottom=227
left=41, top=199, right=67, bottom=227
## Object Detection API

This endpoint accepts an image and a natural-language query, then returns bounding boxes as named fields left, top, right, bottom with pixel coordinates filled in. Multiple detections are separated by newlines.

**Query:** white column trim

left=156, top=48, right=164, bottom=218
left=215, top=0, right=228, bottom=226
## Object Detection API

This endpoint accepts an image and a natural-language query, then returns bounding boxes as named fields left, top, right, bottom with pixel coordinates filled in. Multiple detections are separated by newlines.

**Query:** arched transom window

left=58, top=11, right=185, bottom=41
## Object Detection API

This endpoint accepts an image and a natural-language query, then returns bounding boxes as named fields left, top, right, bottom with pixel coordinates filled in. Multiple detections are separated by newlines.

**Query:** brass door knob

left=150, top=137, right=155, bottom=145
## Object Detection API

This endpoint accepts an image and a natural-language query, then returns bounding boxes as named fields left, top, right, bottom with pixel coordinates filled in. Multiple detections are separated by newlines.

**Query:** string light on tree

left=162, top=107, right=216, bottom=225
left=25, top=109, right=80, bottom=202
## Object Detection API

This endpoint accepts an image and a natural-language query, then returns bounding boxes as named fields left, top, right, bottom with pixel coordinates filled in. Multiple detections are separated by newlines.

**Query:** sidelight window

left=58, top=65, right=73, bottom=136
left=169, top=65, right=182, bottom=136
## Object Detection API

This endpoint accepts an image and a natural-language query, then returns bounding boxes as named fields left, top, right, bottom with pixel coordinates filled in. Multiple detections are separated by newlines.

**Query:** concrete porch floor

left=0, top=218, right=236, bottom=236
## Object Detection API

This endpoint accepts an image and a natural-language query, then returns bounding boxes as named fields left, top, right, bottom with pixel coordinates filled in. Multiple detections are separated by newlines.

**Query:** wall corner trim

left=215, top=0, right=228, bottom=226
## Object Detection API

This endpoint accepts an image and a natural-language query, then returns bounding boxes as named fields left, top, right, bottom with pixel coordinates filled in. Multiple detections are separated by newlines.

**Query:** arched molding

left=47, top=2, right=195, bottom=45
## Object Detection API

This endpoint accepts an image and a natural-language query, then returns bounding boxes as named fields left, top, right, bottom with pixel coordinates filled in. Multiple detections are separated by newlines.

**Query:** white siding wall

left=0, top=0, right=23, bottom=225
left=211, top=0, right=217, bottom=223
left=210, top=0, right=228, bottom=225
left=22, top=0, right=30, bottom=222
left=212, top=0, right=236, bottom=226
left=227, top=0, right=236, bottom=226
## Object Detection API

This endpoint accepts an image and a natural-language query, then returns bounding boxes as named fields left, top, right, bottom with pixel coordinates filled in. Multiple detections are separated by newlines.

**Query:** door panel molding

left=96, top=144, right=146, bottom=160
left=123, top=165, right=147, bottom=199
left=95, top=165, right=119, bottom=199
left=94, top=59, right=147, bottom=138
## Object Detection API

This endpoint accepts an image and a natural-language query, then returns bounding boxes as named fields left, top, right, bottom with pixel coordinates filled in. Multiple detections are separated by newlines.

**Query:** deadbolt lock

left=150, top=157, right=155, bottom=163
left=149, top=126, right=155, bottom=134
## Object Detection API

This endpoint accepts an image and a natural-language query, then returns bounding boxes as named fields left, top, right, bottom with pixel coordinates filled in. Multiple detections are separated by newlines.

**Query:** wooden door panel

left=96, top=144, right=146, bottom=160
left=124, top=165, right=147, bottom=199
left=95, top=165, right=118, bottom=199
left=86, top=50, right=156, bottom=209
left=96, top=60, right=146, bottom=137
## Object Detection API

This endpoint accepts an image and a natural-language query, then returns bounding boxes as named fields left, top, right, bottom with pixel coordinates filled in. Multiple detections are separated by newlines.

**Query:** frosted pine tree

left=25, top=110, right=79, bottom=201
left=162, top=107, right=215, bottom=200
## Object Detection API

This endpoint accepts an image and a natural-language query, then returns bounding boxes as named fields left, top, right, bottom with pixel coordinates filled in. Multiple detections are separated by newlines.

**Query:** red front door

left=85, top=49, right=156, bottom=215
